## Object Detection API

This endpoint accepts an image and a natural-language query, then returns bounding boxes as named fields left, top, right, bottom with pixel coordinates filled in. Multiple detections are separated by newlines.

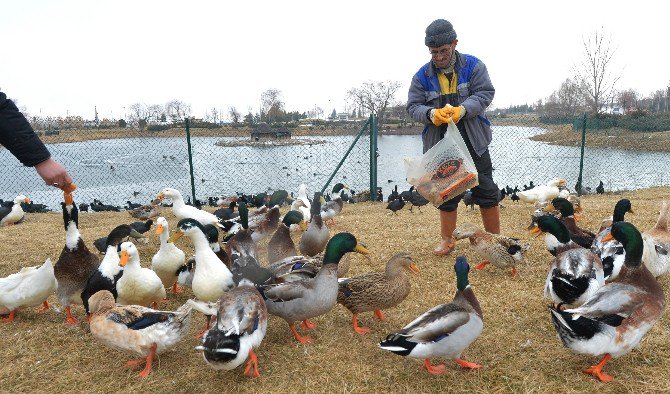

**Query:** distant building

left=250, top=123, right=292, bottom=140
left=600, top=104, right=625, bottom=115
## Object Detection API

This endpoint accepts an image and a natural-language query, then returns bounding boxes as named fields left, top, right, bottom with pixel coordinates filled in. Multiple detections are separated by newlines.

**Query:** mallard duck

left=214, top=200, right=239, bottom=221
left=321, top=183, right=347, bottom=224
left=544, top=198, right=596, bottom=248
left=299, top=192, right=329, bottom=257
left=189, top=281, right=268, bottom=378
left=529, top=215, right=582, bottom=257
left=337, top=253, right=419, bottom=335
left=267, top=210, right=305, bottom=264
left=151, top=217, right=186, bottom=294
left=591, top=199, right=633, bottom=281
left=169, top=219, right=234, bottom=304
left=531, top=216, right=604, bottom=307
left=517, top=178, right=567, bottom=204
left=452, top=223, right=529, bottom=277
left=0, top=194, right=30, bottom=226
left=81, top=224, right=132, bottom=315
left=156, top=188, right=221, bottom=227
left=549, top=222, right=665, bottom=382
left=54, top=192, right=100, bottom=325
left=0, top=258, right=57, bottom=322
left=88, top=290, right=193, bottom=379
left=641, top=200, right=670, bottom=277
left=128, top=202, right=162, bottom=221
left=116, top=242, right=166, bottom=308
left=379, top=256, right=483, bottom=375
left=258, top=232, right=369, bottom=343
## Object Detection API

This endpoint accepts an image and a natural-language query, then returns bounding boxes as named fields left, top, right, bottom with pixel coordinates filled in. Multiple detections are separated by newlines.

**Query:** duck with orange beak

left=116, top=242, right=166, bottom=308
left=151, top=217, right=186, bottom=294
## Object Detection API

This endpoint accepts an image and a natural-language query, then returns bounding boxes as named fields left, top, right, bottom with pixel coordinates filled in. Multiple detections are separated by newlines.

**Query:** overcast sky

left=1, top=0, right=668, bottom=120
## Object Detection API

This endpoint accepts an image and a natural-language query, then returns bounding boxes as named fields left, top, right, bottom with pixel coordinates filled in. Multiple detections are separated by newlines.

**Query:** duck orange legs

left=423, top=359, right=446, bottom=375
left=243, top=349, right=261, bottom=378
left=352, top=314, right=370, bottom=335
left=583, top=353, right=613, bottom=382
left=125, top=343, right=157, bottom=378
left=65, top=306, right=79, bottom=325
left=455, top=358, right=482, bottom=369
left=474, top=260, right=490, bottom=270
left=2, top=310, right=16, bottom=323
left=289, top=323, right=313, bottom=343
left=36, top=300, right=51, bottom=313
left=301, top=319, right=317, bottom=330
left=373, top=309, right=385, bottom=320
left=169, top=282, right=183, bottom=294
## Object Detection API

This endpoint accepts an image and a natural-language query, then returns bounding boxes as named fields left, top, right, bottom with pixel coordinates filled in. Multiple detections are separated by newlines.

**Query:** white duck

left=169, top=218, right=235, bottom=336
left=290, top=183, right=311, bottom=223
left=116, top=242, right=166, bottom=308
left=0, top=194, right=30, bottom=226
left=88, top=290, right=192, bottom=379
left=641, top=200, right=670, bottom=277
left=0, top=259, right=57, bottom=322
left=156, top=188, right=221, bottom=227
left=518, top=178, right=568, bottom=204
left=151, top=217, right=186, bottom=293
left=189, top=280, right=268, bottom=378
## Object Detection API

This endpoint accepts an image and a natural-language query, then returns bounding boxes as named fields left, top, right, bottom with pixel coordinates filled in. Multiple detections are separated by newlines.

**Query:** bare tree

left=347, top=80, right=402, bottom=126
left=261, top=89, right=284, bottom=123
left=165, top=100, right=191, bottom=122
left=617, top=89, right=639, bottom=111
left=228, top=106, right=241, bottom=124
left=573, top=29, right=621, bottom=114
left=146, top=104, right=163, bottom=123
left=127, top=103, right=148, bottom=129
left=543, top=78, right=586, bottom=117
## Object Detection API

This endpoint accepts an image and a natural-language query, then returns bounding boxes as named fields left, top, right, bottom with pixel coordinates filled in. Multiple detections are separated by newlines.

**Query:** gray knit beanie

left=425, top=19, right=457, bottom=47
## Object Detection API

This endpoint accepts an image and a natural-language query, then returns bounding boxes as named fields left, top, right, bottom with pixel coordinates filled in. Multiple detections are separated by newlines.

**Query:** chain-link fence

left=1, top=117, right=377, bottom=210
left=2, top=113, right=670, bottom=210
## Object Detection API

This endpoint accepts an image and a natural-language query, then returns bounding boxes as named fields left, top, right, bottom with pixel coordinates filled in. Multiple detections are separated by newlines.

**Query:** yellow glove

left=444, top=105, right=466, bottom=123
left=431, top=106, right=451, bottom=127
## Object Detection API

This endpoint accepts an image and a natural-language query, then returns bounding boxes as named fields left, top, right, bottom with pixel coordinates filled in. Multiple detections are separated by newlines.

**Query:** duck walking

left=379, top=256, right=483, bottom=375
left=549, top=222, right=665, bottom=382
left=88, top=290, right=192, bottom=379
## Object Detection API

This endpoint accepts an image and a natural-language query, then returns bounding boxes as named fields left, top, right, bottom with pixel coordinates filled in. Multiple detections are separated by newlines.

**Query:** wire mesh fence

left=2, top=113, right=669, bottom=211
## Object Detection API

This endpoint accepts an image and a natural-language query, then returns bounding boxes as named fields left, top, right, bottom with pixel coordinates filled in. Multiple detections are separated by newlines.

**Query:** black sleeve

left=0, top=92, right=51, bottom=167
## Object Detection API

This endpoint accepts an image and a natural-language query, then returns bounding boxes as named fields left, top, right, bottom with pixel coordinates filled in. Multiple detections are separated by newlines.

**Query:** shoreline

left=18, top=122, right=670, bottom=153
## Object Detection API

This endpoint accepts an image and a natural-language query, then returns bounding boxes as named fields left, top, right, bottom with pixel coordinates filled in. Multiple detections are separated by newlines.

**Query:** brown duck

left=337, top=253, right=419, bottom=334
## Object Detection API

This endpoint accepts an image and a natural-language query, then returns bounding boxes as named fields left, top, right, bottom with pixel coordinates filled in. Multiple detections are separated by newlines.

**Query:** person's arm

left=406, top=74, right=435, bottom=124
left=459, top=61, right=495, bottom=119
left=0, top=92, right=73, bottom=189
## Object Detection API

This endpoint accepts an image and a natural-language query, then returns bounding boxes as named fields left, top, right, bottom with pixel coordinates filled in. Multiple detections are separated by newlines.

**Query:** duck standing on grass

left=88, top=290, right=192, bottom=379
left=321, top=183, right=347, bottom=224
left=189, top=280, right=268, bottom=378
left=116, top=242, right=166, bottom=308
left=544, top=197, right=596, bottom=249
left=54, top=190, right=100, bottom=324
left=379, top=256, right=483, bottom=375
left=337, top=253, right=419, bottom=335
left=258, top=232, right=369, bottom=343
left=267, top=210, right=305, bottom=264
left=591, top=198, right=634, bottom=281
left=549, top=222, right=665, bottom=382
left=641, top=200, right=670, bottom=277
left=81, top=224, right=132, bottom=316
left=299, top=192, right=329, bottom=257
left=0, top=258, right=57, bottom=322
left=452, top=223, right=529, bottom=277
left=151, top=217, right=186, bottom=294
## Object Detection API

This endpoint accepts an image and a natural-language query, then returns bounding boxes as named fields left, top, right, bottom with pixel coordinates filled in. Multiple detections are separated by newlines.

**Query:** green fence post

left=320, top=118, right=370, bottom=195
left=576, top=113, right=587, bottom=196
left=185, top=118, right=197, bottom=203
left=369, top=114, right=378, bottom=202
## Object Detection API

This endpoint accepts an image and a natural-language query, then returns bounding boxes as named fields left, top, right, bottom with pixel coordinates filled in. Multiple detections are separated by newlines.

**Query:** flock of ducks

left=1, top=180, right=670, bottom=384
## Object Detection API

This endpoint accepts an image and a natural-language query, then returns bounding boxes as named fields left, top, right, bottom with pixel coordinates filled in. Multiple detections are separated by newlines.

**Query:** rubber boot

left=433, top=210, right=457, bottom=255
left=480, top=205, right=501, bottom=234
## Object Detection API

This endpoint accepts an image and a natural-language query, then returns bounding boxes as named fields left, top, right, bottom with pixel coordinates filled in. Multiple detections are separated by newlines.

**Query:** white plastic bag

left=404, top=121, right=479, bottom=207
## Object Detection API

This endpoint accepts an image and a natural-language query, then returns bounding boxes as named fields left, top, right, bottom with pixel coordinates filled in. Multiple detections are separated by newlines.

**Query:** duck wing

left=396, top=303, right=471, bottom=342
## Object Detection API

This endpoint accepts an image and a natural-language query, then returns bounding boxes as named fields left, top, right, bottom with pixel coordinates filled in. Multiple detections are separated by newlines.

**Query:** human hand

left=34, top=158, right=75, bottom=191
left=444, top=105, right=466, bottom=123
left=431, top=105, right=452, bottom=127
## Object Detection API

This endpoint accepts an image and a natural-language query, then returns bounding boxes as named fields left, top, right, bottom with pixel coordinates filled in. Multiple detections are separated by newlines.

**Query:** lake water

left=2, top=126, right=669, bottom=209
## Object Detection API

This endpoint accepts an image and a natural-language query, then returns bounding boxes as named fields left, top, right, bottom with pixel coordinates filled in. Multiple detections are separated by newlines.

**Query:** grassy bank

left=1, top=187, right=669, bottom=392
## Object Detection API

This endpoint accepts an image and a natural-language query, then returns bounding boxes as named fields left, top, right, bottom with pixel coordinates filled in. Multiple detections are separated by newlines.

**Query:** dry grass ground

left=1, top=188, right=670, bottom=393
left=529, top=125, right=670, bottom=153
